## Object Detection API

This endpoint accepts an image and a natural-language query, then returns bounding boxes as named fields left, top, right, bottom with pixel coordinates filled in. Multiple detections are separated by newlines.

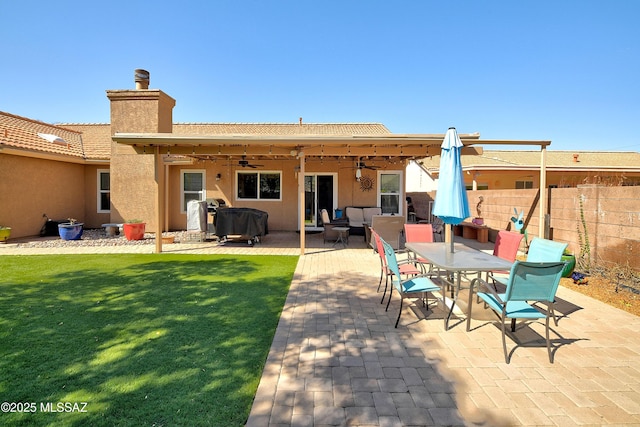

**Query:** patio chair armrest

left=413, top=273, right=442, bottom=283
left=397, top=258, right=418, bottom=266
left=470, top=277, right=504, bottom=304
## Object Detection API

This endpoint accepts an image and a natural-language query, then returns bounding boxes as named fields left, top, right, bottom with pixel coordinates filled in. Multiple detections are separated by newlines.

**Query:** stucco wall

left=110, top=152, right=159, bottom=226
left=83, top=165, right=112, bottom=229
left=165, top=159, right=386, bottom=232
left=107, top=89, right=175, bottom=230
left=0, top=154, right=85, bottom=237
left=408, top=186, right=640, bottom=271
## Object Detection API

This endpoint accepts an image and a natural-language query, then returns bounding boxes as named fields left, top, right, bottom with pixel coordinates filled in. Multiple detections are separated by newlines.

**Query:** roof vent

left=135, top=69, right=150, bottom=90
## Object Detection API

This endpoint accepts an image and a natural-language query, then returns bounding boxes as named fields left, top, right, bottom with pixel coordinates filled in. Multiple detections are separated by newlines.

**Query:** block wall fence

left=408, top=186, right=640, bottom=271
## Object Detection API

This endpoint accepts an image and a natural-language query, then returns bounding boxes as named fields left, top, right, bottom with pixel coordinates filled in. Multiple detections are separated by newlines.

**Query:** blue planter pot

left=58, top=223, right=84, bottom=240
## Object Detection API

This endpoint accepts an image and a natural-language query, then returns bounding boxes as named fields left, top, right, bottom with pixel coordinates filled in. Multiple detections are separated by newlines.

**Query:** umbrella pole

left=450, top=224, right=454, bottom=252
left=445, top=224, right=454, bottom=252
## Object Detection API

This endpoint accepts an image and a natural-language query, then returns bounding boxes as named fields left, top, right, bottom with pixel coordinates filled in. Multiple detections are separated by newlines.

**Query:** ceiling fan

left=337, top=157, right=380, bottom=170
left=354, top=157, right=378, bottom=180
left=356, top=158, right=379, bottom=171
left=238, top=156, right=264, bottom=168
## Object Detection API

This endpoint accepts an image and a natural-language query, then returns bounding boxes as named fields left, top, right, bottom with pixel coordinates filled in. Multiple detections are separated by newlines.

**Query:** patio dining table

left=405, top=242, right=513, bottom=330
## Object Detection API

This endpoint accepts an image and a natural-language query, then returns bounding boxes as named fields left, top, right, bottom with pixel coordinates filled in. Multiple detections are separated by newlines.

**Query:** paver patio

left=2, top=231, right=640, bottom=426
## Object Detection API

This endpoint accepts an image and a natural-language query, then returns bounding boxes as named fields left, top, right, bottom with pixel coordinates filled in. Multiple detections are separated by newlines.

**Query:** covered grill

left=214, top=207, right=268, bottom=245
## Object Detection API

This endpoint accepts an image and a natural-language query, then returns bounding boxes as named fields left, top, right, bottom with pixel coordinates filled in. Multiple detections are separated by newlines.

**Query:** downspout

left=155, top=146, right=164, bottom=253
left=413, top=159, right=437, bottom=181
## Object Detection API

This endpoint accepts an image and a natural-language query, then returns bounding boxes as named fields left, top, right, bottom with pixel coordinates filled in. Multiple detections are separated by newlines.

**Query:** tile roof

left=0, top=111, right=85, bottom=159
left=60, top=123, right=111, bottom=160
left=6, top=111, right=637, bottom=172
left=2, top=120, right=391, bottom=162
left=420, top=150, right=640, bottom=171
left=172, top=122, right=392, bottom=135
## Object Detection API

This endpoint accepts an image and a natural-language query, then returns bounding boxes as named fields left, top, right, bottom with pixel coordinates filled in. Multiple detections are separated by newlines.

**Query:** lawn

left=0, top=254, right=298, bottom=426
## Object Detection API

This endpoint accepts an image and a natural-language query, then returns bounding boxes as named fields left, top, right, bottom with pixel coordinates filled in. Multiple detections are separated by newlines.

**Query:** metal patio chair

left=467, top=260, right=566, bottom=363
left=381, top=237, right=441, bottom=328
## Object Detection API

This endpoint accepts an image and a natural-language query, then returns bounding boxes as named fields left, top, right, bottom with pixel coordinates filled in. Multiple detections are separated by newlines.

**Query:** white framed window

left=378, top=171, right=403, bottom=215
left=97, top=169, right=110, bottom=213
left=181, top=170, right=206, bottom=212
left=466, top=184, right=489, bottom=190
left=236, top=171, right=282, bottom=201
left=515, top=180, right=533, bottom=189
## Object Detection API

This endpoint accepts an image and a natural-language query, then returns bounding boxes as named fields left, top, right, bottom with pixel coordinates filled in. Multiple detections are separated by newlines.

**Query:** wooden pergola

left=112, top=132, right=551, bottom=254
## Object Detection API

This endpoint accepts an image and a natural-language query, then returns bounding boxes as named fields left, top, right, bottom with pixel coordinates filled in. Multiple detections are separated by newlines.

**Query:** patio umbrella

left=432, top=127, right=471, bottom=252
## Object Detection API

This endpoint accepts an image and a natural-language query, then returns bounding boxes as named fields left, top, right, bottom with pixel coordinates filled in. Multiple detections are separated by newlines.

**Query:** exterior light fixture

left=355, top=168, right=362, bottom=181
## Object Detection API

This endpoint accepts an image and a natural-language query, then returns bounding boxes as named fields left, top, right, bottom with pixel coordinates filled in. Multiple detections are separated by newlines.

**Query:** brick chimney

left=106, top=70, right=176, bottom=226
left=107, top=69, right=175, bottom=134
left=573, top=153, right=579, bottom=162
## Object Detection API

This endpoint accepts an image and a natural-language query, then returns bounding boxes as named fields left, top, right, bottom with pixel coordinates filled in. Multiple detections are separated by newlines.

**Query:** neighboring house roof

left=172, top=122, right=392, bottom=135
left=0, top=111, right=85, bottom=160
left=419, top=150, right=640, bottom=173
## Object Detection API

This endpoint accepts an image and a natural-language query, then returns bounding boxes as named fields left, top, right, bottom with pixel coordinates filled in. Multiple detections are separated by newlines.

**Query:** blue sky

left=2, top=1, right=638, bottom=151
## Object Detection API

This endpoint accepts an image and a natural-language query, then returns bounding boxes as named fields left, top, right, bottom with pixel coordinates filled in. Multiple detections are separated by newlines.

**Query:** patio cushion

left=345, top=207, right=382, bottom=228
left=363, top=207, right=382, bottom=223
left=346, top=207, right=365, bottom=227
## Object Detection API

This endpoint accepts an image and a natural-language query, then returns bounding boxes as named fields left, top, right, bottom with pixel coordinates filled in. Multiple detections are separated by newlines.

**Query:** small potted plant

left=0, top=226, right=11, bottom=242
left=58, top=218, right=84, bottom=241
left=123, top=219, right=146, bottom=241
left=472, top=196, right=484, bottom=225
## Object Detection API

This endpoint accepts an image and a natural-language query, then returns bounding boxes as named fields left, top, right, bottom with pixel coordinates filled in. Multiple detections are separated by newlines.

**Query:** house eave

left=112, top=133, right=547, bottom=159
left=462, top=165, right=640, bottom=173
left=0, top=145, right=110, bottom=165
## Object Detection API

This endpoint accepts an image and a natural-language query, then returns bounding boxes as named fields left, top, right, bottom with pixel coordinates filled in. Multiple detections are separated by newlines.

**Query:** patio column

left=539, top=145, right=547, bottom=239
left=155, top=146, right=165, bottom=253
left=298, top=152, right=305, bottom=255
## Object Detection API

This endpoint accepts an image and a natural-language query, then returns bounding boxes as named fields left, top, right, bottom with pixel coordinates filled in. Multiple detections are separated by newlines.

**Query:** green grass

left=0, top=254, right=298, bottom=426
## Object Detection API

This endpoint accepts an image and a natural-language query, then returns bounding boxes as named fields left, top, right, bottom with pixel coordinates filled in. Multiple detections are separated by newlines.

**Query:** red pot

left=123, top=223, right=146, bottom=240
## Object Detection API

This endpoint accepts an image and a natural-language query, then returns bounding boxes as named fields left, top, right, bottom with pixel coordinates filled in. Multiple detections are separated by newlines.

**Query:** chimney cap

left=134, top=69, right=150, bottom=89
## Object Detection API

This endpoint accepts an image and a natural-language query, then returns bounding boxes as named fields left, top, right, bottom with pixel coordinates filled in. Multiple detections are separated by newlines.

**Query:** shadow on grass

left=0, top=254, right=298, bottom=426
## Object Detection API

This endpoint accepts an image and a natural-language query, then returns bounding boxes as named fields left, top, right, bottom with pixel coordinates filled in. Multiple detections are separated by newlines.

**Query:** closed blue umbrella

left=432, top=127, right=471, bottom=251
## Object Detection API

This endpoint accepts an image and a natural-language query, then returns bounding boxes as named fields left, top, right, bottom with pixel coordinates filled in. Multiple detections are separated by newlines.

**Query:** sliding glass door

left=304, top=174, right=337, bottom=228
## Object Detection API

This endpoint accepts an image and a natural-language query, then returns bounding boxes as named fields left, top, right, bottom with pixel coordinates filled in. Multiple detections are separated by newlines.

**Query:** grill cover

left=214, top=208, right=268, bottom=237
left=187, top=200, right=208, bottom=232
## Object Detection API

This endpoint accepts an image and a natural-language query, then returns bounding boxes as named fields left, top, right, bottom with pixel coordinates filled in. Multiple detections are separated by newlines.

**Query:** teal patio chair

left=467, top=260, right=566, bottom=363
left=381, top=237, right=441, bottom=328
left=525, top=237, right=568, bottom=263
left=492, top=237, right=567, bottom=325
left=371, top=228, right=422, bottom=300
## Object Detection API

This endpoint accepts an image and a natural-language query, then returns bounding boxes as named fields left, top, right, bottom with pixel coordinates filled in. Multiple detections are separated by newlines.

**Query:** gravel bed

left=12, top=229, right=199, bottom=248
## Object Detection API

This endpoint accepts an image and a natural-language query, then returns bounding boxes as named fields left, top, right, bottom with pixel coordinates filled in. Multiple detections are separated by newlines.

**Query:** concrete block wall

left=408, top=186, right=640, bottom=271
